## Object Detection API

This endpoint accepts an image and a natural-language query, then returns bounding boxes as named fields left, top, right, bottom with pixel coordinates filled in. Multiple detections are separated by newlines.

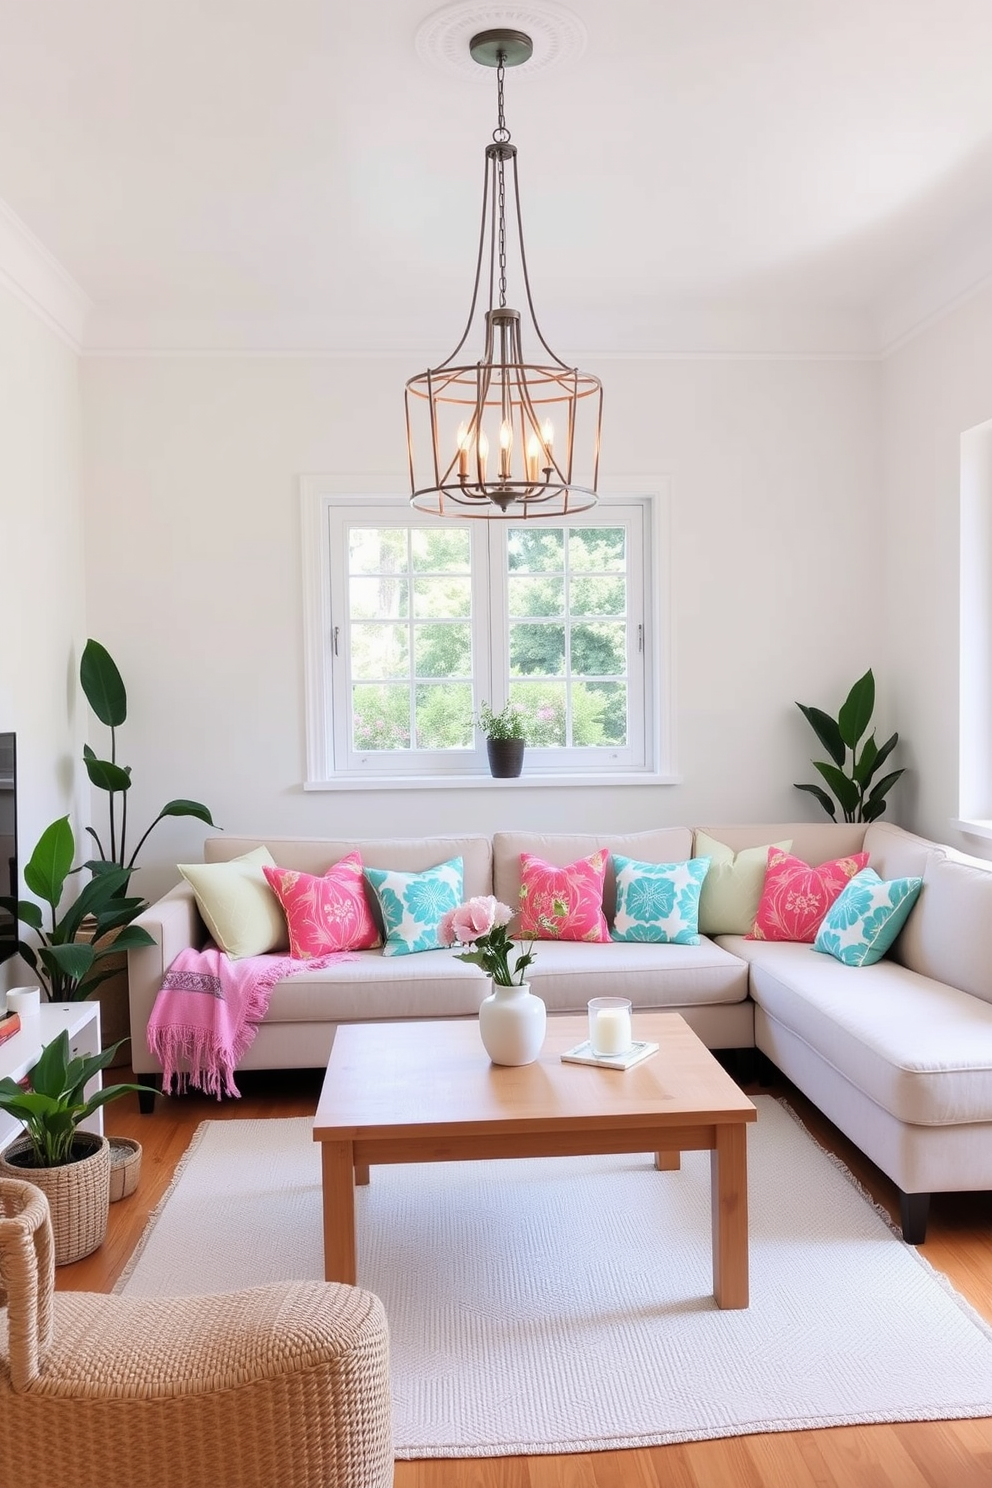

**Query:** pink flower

left=449, top=895, right=510, bottom=944
left=437, top=908, right=458, bottom=947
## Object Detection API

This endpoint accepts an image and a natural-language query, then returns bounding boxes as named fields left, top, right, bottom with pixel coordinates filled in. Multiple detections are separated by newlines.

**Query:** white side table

left=0, top=1001, right=103, bottom=1153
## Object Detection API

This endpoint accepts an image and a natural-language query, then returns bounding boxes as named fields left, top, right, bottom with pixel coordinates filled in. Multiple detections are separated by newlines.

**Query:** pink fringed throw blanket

left=147, top=944, right=357, bottom=1098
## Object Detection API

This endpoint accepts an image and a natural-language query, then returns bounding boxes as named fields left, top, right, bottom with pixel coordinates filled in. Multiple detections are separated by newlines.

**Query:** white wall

left=0, top=282, right=86, bottom=991
left=80, top=351, right=883, bottom=899
left=881, top=281, right=992, bottom=856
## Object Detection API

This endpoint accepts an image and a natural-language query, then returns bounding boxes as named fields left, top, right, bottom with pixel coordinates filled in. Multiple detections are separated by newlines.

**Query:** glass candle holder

left=588, top=996, right=633, bottom=1057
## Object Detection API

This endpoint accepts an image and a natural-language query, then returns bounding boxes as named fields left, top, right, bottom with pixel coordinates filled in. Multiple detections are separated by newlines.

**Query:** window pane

left=351, top=684, right=411, bottom=751
left=507, top=528, right=563, bottom=573
left=416, top=683, right=474, bottom=748
left=350, top=575, right=409, bottom=620
left=510, top=622, right=566, bottom=676
left=349, top=528, right=407, bottom=574
left=350, top=623, right=409, bottom=680
left=571, top=622, right=626, bottom=676
left=413, top=575, right=471, bottom=619
left=510, top=682, right=566, bottom=746
left=411, top=528, right=471, bottom=573
left=571, top=574, right=625, bottom=617
left=508, top=575, right=565, bottom=618
left=568, top=528, right=625, bottom=572
left=415, top=623, right=472, bottom=678
left=573, top=682, right=627, bottom=745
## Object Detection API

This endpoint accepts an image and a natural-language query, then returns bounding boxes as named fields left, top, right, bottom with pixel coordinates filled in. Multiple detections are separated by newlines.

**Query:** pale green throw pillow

left=695, top=833, right=792, bottom=936
left=179, top=846, right=288, bottom=959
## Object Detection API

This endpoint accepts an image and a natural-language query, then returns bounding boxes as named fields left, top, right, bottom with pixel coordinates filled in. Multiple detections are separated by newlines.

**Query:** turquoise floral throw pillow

left=813, top=867, right=923, bottom=967
left=610, top=855, right=710, bottom=945
left=363, top=858, right=464, bottom=956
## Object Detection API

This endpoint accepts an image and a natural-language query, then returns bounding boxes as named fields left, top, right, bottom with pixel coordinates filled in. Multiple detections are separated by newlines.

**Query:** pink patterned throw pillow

left=517, top=851, right=610, bottom=942
left=263, top=852, right=381, bottom=958
left=747, top=848, right=869, bottom=943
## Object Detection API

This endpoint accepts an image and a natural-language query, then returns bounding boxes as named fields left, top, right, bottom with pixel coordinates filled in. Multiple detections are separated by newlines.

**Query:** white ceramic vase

left=478, top=980, right=547, bottom=1066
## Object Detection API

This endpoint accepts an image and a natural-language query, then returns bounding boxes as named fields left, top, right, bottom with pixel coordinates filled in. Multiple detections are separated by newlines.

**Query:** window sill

left=951, top=817, right=992, bottom=842
left=304, top=772, right=681, bottom=792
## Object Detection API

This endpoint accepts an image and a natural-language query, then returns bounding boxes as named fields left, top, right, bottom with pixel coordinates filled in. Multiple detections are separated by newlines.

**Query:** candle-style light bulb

left=525, top=432, right=541, bottom=484
left=541, top=418, right=555, bottom=475
left=477, top=428, right=489, bottom=483
left=499, top=419, right=512, bottom=480
left=456, top=421, right=470, bottom=478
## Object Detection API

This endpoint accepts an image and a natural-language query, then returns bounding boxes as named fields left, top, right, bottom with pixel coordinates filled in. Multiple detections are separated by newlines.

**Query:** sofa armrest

left=127, top=883, right=205, bottom=1074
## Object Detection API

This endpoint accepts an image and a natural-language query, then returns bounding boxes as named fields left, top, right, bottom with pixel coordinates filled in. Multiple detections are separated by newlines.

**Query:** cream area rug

left=117, top=1097, right=992, bottom=1458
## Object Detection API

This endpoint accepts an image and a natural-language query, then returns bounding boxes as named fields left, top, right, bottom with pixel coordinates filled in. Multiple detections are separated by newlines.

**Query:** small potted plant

left=477, top=699, right=527, bottom=778
left=0, top=1029, right=143, bottom=1263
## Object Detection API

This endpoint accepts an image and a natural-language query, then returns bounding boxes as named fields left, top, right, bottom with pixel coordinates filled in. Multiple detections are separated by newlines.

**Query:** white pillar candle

left=590, top=1003, right=632, bottom=1056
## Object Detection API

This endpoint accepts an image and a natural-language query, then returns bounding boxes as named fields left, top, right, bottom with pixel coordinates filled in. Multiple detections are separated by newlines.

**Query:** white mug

left=5, top=985, right=41, bottom=1020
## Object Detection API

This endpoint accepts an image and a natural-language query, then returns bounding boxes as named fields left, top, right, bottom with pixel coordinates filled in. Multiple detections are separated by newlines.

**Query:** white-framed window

left=301, top=482, right=672, bottom=787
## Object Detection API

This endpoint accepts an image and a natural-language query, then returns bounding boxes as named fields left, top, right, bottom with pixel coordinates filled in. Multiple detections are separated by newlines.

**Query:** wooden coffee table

left=313, top=1011, right=757, bottom=1308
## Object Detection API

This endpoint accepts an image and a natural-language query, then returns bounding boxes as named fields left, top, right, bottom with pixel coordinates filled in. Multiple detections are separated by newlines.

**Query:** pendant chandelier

left=405, top=27, right=603, bottom=519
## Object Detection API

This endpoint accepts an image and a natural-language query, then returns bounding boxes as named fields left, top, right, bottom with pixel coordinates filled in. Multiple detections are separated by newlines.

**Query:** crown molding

left=0, top=197, right=90, bottom=349
left=876, top=212, right=992, bottom=358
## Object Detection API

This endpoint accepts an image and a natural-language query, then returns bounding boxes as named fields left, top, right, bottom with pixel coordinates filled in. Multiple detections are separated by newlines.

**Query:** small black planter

left=486, top=737, right=525, bottom=778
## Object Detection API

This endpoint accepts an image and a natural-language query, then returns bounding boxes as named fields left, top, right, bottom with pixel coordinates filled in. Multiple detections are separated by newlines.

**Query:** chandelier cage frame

left=406, top=29, right=603, bottom=519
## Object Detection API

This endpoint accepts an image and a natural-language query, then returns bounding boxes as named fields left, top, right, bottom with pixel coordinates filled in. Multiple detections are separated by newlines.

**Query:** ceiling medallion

left=415, top=2, right=587, bottom=80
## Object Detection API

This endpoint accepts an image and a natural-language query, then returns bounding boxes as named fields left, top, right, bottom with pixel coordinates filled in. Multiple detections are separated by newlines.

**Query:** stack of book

left=0, top=1010, right=22, bottom=1047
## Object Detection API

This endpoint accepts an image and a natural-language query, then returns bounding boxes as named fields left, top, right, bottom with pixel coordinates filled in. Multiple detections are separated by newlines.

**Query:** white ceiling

left=3, top=0, right=992, bottom=355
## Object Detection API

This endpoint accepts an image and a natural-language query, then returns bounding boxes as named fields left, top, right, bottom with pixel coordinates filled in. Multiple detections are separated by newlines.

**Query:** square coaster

left=560, top=1039, right=659, bottom=1071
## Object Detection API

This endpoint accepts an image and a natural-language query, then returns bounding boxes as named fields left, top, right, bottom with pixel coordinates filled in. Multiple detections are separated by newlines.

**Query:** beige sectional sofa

left=128, top=819, right=992, bottom=1244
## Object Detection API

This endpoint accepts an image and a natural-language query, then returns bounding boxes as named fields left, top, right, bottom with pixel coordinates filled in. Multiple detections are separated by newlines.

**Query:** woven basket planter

left=0, top=1133, right=111, bottom=1265
left=108, top=1136, right=142, bottom=1202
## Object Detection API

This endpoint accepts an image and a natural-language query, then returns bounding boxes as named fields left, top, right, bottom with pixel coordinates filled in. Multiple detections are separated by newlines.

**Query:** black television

left=0, top=732, right=16, bottom=963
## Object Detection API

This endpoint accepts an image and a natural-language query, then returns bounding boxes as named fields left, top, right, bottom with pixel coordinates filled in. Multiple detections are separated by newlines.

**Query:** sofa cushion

left=518, top=852, right=610, bottom=942
left=363, top=858, right=464, bottom=956
left=262, top=853, right=381, bottom=958
left=507, top=938, right=749, bottom=1013
left=748, top=849, right=869, bottom=943
left=203, top=835, right=493, bottom=901
left=724, top=935, right=992, bottom=1126
left=611, top=855, right=709, bottom=944
left=178, top=847, right=288, bottom=960
left=493, top=829, right=693, bottom=921
left=694, top=832, right=792, bottom=935
left=861, top=820, right=944, bottom=881
left=694, top=823, right=868, bottom=867
left=265, top=949, right=488, bottom=1022
left=891, top=851, right=992, bottom=1005
left=812, top=868, right=923, bottom=967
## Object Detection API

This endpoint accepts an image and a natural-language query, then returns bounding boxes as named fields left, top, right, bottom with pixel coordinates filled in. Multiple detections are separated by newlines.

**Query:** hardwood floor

left=56, top=1067, right=992, bottom=1487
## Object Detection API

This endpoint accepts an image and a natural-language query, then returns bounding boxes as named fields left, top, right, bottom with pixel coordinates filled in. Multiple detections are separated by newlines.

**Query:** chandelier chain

left=495, top=50, right=509, bottom=309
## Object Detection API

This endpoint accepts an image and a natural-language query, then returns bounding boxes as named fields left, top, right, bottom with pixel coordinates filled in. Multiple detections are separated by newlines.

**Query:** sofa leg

left=899, top=1190, right=930, bottom=1244
left=137, top=1074, right=159, bottom=1115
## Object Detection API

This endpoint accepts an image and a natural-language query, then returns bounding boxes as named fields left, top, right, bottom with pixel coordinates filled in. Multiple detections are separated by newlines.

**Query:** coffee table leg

left=711, top=1123, right=748, bottom=1309
left=355, top=1160, right=370, bottom=1185
left=654, top=1150, right=681, bottom=1171
left=321, top=1140, right=357, bottom=1284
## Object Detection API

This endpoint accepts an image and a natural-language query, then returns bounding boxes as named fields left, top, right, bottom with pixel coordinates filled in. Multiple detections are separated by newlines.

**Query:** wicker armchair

left=0, top=1178, right=393, bottom=1488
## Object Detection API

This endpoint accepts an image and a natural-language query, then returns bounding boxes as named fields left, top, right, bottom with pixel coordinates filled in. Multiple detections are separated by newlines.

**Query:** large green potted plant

left=80, top=638, right=217, bottom=879
left=794, top=669, right=905, bottom=823
left=0, top=816, right=154, bottom=1002
left=77, top=639, right=218, bottom=1055
left=0, top=1029, right=142, bottom=1263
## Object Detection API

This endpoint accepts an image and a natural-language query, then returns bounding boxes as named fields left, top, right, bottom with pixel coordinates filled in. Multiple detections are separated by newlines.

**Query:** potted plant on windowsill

left=478, top=700, right=527, bottom=778
left=0, top=1029, right=143, bottom=1264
